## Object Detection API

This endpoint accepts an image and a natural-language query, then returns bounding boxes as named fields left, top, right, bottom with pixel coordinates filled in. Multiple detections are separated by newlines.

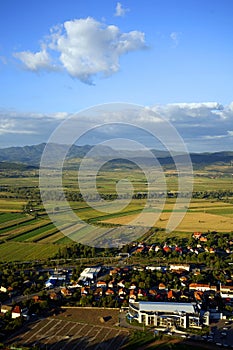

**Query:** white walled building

left=128, top=301, right=207, bottom=329
left=80, top=266, right=101, bottom=281
left=220, top=285, right=233, bottom=298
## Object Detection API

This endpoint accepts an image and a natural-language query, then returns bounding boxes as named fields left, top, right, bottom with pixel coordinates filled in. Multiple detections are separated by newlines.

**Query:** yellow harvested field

left=102, top=211, right=233, bottom=232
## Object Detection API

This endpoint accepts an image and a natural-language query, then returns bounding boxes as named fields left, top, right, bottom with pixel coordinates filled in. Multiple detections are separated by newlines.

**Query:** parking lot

left=203, top=319, right=233, bottom=348
left=7, top=317, right=129, bottom=349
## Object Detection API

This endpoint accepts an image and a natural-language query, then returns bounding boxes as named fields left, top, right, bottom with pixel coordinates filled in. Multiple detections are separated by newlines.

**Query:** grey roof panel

left=138, top=301, right=196, bottom=314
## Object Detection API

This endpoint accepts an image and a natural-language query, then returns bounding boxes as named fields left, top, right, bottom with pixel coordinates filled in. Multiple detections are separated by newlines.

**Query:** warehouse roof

left=138, top=301, right=196, bottom=314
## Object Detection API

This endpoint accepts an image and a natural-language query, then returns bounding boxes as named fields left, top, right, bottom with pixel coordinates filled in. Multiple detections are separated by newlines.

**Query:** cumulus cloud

left=114, top=2, right=130, bottom=17
left=14, top=49, right=53, bottom=72
left=150, top=102, right=233, bottom=151
left=14, top=17, right=146, bottom=84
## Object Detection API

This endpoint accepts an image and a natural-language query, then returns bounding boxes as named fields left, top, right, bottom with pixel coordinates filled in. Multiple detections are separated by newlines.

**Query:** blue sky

left=1, top=0, right=233, bottom=151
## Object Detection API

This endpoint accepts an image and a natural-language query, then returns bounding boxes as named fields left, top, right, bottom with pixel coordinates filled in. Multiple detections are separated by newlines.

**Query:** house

left=1, top=305, right=12, bottom=314
left=118, top=288, right=127, bottom=296
left=220, top=285, right=233, bottom=298
left=12, top=305, right=21, bottom=319
left=189, top=283, right=217, bottom=292
left=170, top=264, right=190, bottom=272
left=129, top=290, right=137, bottom=303
left=12, top=305, right=28, bottom=320
left=81, top=287, right=89, bottom=296
left=117, top=280, right=125, bottom=288
left=110, top=268, right=121, bottom=276
left=108, top=280, right=115, bottom=289
left=96, top=281, right=107, bottom=288
left=163, top=246, right=171, bottom=253
left=135, top=247, right=145, bottom=254
left=129, top=283, right=137, bottom=290
left=193, top=232, right=202, bottom=239
left=179, top=276, right=188, bottom=282
left=167, top=290, right=176, bottom=300
left=174, top=246, right=183, bottom=254
left=94, top=288, right=104, bottom=297
left=105, top=288, right=115, bottom=296
left=158, top=283, right=167, bottom=291
left=148, top=289, right=157, bottom=297
left=209, top=248, right=216, bottom=254
left=61, top=288, right=72, bottom=297
left=49, top=292, right=61, bottom=300
left=194, top=291, right=204, bottom=301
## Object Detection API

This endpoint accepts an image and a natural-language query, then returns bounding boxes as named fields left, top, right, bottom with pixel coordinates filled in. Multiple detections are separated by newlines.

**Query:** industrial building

left=128, top=301, right=209, bottom=329
left=79, top=266, right=102, bottom=282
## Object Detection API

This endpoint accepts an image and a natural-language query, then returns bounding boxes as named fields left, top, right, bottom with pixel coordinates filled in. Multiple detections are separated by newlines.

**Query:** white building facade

left=128, top=301, right=208, bottom=329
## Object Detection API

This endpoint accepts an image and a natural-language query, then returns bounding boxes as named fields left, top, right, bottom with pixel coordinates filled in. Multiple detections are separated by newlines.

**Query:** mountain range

left=0, top=143, right=233, bottom=169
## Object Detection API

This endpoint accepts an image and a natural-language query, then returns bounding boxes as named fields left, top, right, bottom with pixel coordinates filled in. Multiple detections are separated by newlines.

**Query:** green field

left=0, top=241, right=60, bottom=261
left=0, top=167, right=233, bottom=261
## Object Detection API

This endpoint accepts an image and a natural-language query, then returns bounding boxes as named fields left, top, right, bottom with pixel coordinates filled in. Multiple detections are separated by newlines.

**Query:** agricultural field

left=1, top=167, right=233, bottom=261
left=101, top=198, right=233, bottom=233
left=7, top=308, right=129, bottom=350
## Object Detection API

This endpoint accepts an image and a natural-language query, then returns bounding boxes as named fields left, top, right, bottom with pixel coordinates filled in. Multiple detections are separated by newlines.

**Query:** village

left=1, top=230, right=233, bottom=348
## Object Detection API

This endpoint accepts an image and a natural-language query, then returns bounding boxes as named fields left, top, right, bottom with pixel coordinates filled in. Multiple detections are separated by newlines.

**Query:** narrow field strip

left=5, top=221, right=52, bottom=241
left=28, top=226, right=59, bottom=242
left=0, top=217, right=40, bottom=235
left=0, top=212, right=27, bottom=226
left=39, top=231, right=64, bottom=243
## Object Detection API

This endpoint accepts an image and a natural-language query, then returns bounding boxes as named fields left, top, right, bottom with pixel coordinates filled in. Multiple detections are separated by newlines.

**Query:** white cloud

left=0, top=110, right=69, bottom=141
left=0, top=118, right=37, bottom=135
left=170, top=32, right=181, bottom=47
left=114, top=2, right=130, bottom=17
left=14, top=17, right=146, bottom=84
left=2, top=102, right=233, bottom=151
left=149, top=102, right=233, bottom=151
left=151, top=102, right=224, bottom=121
left=14, top=49, right=53, bottom=72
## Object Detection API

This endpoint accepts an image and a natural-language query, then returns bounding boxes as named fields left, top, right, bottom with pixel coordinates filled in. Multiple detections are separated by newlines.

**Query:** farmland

left=0, top=166, right=233, bottom=261
left=102, top=199, right=233, bottom=233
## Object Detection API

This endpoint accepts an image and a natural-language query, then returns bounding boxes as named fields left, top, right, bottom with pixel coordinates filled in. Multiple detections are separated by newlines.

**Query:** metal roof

left=138, top=301, right=196, bottom=314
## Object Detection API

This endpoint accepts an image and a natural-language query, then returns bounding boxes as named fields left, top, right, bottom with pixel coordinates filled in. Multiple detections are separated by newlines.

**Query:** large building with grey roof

left=128, top=301, right=209, bottom=329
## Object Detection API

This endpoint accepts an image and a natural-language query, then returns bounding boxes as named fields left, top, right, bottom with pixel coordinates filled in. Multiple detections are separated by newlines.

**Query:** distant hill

left=158, top=151, right=233, bottom=167
left=0, top=143, right=233, bottom=168
left=0, top=143, right=93, bottom=165
left=0, top=161, right=37, bottom=171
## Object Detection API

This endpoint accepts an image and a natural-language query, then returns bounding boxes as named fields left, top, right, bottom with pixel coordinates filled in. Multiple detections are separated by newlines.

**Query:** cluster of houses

left=64, top=263, right=233, bottom=303
left=130, top=231, right=233, bottom=256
